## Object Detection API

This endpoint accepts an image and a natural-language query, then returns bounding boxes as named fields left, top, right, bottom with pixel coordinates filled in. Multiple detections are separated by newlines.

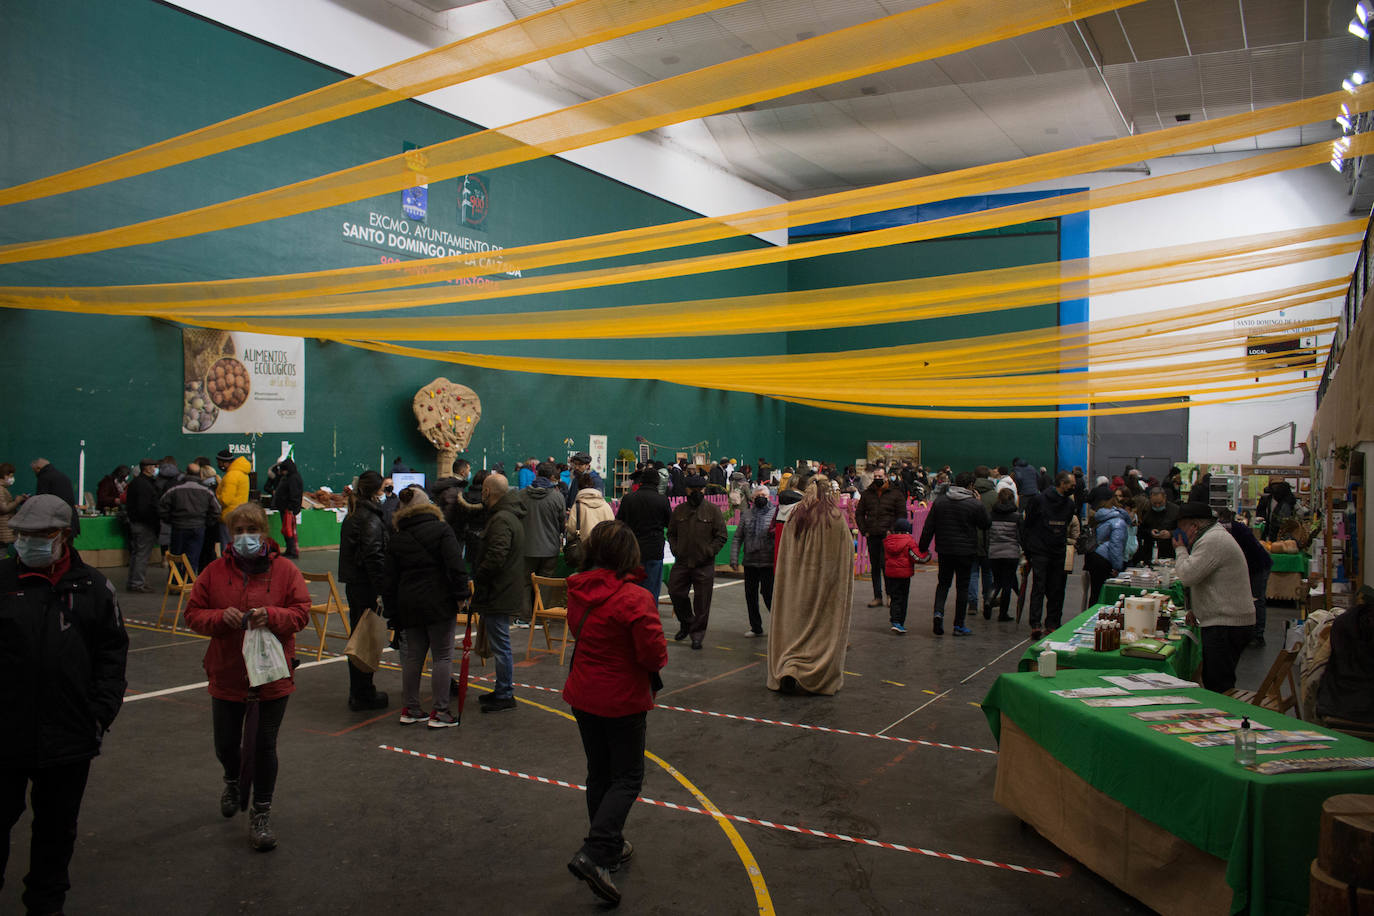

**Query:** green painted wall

left=0, top=0, right=788, bottom=489
left=782, top=225, right=1062, bottom=472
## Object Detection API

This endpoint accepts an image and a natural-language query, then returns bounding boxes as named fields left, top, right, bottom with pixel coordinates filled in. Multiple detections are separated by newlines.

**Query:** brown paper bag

left=344, top=608, right=388, bottom=673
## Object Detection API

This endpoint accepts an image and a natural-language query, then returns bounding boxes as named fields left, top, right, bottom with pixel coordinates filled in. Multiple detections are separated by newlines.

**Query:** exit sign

left=1228, top=441, right=1237, bottom=451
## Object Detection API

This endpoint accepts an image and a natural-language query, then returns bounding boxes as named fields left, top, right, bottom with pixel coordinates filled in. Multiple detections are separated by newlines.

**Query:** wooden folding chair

left=527, top=574, right=572, bottom=664
left=300, top=571, right=352, bottom=661
left=158, top=553, right=197, bottom=633
left=1227, top=647, right=1299, bottom=715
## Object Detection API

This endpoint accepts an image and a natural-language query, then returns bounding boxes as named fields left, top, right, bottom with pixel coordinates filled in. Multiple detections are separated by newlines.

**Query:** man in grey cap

left=564, top=452, right=603, bottom=511
left=1, top=495, right=128, bottom=915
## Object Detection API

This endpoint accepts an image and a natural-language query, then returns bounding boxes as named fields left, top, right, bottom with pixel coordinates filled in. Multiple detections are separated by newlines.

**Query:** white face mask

left=1, top=476, right=13, bottom=487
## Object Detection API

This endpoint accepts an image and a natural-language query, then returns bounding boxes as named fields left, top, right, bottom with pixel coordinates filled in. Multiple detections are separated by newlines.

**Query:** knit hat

left=216, top=448, right=233, bottom=462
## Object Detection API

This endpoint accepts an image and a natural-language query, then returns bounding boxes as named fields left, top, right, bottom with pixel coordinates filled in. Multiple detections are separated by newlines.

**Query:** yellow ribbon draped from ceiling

left=0, top=0, right=747, bottom=207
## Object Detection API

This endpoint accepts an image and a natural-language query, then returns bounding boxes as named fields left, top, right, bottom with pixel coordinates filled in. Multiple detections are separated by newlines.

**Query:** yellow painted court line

left=125, top=620, right=209, bottom=640
left=881, top=680, right=906, bottom=687
left=843, top=670, right=862, bottom=677
left=922, top=689, right=937, bottom=695
left=753, top=652, right=767, bottom=658
left=968, top=702, right=982, bottom=708
left=717, top=645, right=734, bottom=651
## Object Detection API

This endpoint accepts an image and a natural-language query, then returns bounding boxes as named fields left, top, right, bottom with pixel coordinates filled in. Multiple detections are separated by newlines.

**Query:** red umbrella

left=455, top=602, right=476, bottom=717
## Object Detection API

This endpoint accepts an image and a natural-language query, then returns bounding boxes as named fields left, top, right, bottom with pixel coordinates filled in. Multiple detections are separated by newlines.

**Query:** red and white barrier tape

left=378, top=744, right=1058, bottom=878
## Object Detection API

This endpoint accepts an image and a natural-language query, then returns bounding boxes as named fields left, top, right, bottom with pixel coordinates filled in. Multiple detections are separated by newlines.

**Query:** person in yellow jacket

left=214, top=449, right=252, bottom=545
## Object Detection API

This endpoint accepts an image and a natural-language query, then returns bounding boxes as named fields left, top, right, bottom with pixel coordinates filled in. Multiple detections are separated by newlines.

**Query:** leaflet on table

left=1133, top=707, right=1230, bottom=722
left=1179, top=729, right=1337, bottom=749
left=1080, top=695, right=1199, bottom=708
left=1101, top=673, right=1197, bottom=691
left=1246, top=756, right=1374, bottom=775
left=1042, top=640, right=1084, bottom=654
left=1050, top=686, right=1130, bottom=699
left=1148, top=717, right=1274, bottom=736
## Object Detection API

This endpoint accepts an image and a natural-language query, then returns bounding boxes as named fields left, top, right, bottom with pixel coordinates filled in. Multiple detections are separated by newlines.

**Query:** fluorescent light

left=1333, top=159, right=1344, bottom=170
left=1337, top=115, right=1352, bottom=130
left=1344, top=79, right=1357, bottom=93
left=1355, top=72, right=1366, bottom=85
left=1359, top=1, right=1370, bottom=25
left=1342, top=103, right=1352, bottom=116
left=1351, top=19, right=1369, bottom=39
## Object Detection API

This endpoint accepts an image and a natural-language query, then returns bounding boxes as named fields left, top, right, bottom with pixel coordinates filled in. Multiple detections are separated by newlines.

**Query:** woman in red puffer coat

left=185, top=502, right=310, bottom=852
left=562, top=520, right=667, bottom=906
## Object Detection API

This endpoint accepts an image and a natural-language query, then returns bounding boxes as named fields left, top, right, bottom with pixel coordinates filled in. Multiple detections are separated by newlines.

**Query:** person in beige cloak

left=767, top=476, right=855, bottom=695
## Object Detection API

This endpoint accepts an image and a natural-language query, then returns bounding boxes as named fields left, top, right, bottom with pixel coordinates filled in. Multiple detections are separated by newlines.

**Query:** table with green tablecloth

left=657, top=524, right=736, bottom=583
left=70, top=510, right=344, bottom=566
left=1268, top=552, right=1308, bottom=574
left=1097, top=580, right=1186, bottom=607
left=1017, top=605, right=1201, bottom=680
left=982, top=669, right=1374, bottom=915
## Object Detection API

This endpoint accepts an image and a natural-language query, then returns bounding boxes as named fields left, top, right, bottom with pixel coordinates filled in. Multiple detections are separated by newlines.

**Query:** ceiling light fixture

left=1358, top=2, right=1371, bottom=25
left=1337, top=115, right=1352, bottom=130
left=1350, top=19, right=1369, bottom=40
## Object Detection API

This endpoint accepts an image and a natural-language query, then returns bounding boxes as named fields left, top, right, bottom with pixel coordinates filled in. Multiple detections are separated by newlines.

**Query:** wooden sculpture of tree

left=412, top=378, right=481, bottom=480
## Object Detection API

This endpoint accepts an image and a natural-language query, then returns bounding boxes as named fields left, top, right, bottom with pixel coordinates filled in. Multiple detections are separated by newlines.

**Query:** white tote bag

left=243, top=626, right=291, bottom=687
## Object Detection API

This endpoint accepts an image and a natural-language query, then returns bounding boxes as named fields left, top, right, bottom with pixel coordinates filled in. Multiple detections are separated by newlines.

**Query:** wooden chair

left=1227, top=647, right=1299, bottom=715
left=527, top=574, right=572, bottom=664
left=300, top=571, right=351, bottom=661
left=158, top=553, right=197, bottom=633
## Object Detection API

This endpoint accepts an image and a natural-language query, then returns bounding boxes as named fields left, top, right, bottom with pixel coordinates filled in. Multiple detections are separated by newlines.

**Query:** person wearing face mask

left=730, top=486, right=777, bottom=638
left=470, top=473, right=529, bottom=713
left=854, top=468, right=907, bottom=608
left=666, top=475, right=728, bottom=650
left=0, top=462, right=27, bottom=548
left=615, top=468, right=672, bottom=600
left=0, top=495, right=128, bottom=916
left=1022, top=471, right=1079, bottom=639
left=95, top=465, right=130, bottom=511
left=124, top=458, right=162, bottom=594
left=337, top=470, right=390, bottom=711
left=184, top=502, right=311, bottom=851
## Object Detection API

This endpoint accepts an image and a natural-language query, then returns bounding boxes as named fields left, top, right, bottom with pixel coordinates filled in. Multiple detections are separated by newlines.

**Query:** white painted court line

left=123, top=653, right=351, bottom=702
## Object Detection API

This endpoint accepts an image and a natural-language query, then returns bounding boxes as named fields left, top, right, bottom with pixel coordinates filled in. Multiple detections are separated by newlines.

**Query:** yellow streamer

left=0, top=0, right=1149, bottom=265
left=0, top=0, right=746, bottom=207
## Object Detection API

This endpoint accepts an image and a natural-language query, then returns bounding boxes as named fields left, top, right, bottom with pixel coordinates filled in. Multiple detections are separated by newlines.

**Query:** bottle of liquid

left=1038, top=649, right=1057, bottom=677
left=1234, top=717, right=1257, bottom=766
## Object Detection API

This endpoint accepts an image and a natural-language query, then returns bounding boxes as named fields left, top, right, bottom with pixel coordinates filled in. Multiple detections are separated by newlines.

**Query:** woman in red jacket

left=563, top=521, right=667, bottom=907
left=185, top=502, right=310, bottom=852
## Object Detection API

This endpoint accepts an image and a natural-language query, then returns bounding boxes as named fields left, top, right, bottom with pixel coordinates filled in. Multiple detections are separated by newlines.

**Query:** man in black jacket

left=617, top=468, right=672, bottom=600
left=1, top=495, right=128, bottom=916
left=124, top=458, right=161, bottom=593
left=1023, top=471, right=1078, bottom=638
left=31, top=458, right=80, bottom=536
left=1133, top=487, right=1180, bottom=565
left=855, top=468, right=907, bottom=608
left=667, top=475, right=728, bottom=650
left=918, top=471, right=990, bottom=636
left=158, top=471, right=221, bottom=573
left=471, top=475, right=527, bottom=713
left=267, top=457, right=304, bottom=558
left=338, top=470, right=390, bottom=710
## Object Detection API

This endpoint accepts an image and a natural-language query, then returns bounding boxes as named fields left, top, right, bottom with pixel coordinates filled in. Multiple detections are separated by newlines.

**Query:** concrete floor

left=4, top=550, right=1288, bottom=915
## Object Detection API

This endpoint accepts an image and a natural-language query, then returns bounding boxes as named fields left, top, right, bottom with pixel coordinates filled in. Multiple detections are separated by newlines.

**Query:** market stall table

left=1098, top=580, right=1186, bottom=607
left=982, top=669, right=1374, bottom=915
left=1266, top=551, right=1310, bottom=602
left=70, top=509, right=345, bottom=567
left=1018, top=605, right=1201, bottom=681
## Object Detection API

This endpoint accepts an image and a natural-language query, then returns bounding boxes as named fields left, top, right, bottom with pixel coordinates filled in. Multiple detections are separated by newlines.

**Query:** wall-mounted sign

left=401, top=141, right=428, bottom=221
left=182, top=329, right=304, bottom=434
left=1245, top=335, right=1316, bottom=368
left=461, top=173, right=489, bottom=229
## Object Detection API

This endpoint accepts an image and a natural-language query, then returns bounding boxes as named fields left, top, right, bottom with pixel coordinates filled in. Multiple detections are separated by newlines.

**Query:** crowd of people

left=0, top=444, right=1332, bottom=910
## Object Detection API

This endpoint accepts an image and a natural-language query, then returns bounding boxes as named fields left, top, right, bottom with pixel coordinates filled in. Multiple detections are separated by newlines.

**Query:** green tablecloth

left=72, top=515, right=127, bottom=551
left=71, top=509, right=344, bottom=552
left=1098, top=580, right=1186, bottom=607
left=659, top=524, right=736, bottom=583
left=982, top=669, right=1374, bottom=915
left=1268, top=552, right=1308, bottom=574
left=1017, top=604, right=1201, bottom=680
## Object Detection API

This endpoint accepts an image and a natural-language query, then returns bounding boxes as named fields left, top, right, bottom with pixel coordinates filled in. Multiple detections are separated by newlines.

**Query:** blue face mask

left=233, top=533, right=263, bottom=557
left=15, top=534, right=62, bottom=568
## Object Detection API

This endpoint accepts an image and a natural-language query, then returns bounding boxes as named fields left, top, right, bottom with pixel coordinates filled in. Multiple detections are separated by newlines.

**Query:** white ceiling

left=364, top=0, right=1369, bottom=199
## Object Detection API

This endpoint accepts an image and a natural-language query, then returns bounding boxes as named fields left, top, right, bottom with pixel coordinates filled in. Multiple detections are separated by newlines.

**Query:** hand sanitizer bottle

left=1233, top=717, right=1256, bottom=766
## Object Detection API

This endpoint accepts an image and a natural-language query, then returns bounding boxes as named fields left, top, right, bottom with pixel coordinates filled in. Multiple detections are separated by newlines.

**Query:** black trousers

left=345, top=582, right=382, bottom=700
left=742, top=565, right=774, bottom=634
left=1027, top=551, right=1068, bottom=630
left=933, top=554, right=973, bottom=628
left=1084, top=551, right=1115, bottom=608
left=1, top=758, right=92, bottom=915
left=212, top=696, right=288, bottom=805
left=866, top=534, right=886, bottom=598
left=1201, top=625, right=1253, bottom=693
left=668, top=563, right=715, bottom=641
left=574, top=709, right=647, bottom=869
left=989, top=558, right=1019, bottom=617
left=887, top=576, right=911, bottom=625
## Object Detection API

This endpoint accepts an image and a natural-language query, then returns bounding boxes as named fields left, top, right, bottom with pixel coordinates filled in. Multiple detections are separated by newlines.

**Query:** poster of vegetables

left=182, top=329, right=304, bottom=434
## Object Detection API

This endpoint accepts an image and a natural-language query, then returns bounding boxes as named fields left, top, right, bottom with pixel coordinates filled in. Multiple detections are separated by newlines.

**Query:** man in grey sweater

left=1172, top=503, right=1255, bottom=693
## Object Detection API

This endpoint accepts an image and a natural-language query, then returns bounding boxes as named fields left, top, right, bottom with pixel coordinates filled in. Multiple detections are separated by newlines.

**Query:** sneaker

left=220, top=780, right=239, bottom=818
left=1030, top=628, right=1043, bottom=641
left=126, top=584, right=155, bottom=594
left=480, top=695, right=517, bottom=713
left=890, top=623, right=906, bottom=635
left=568, top=850, right=621, bottom=905
left=690, top=641, right=702, bottom=650
left=610, top=839, right=634, bottom=873
left=932, top=615, right=944, bottom=636
left=347, top=691, right=389, bottom=711
left=866, top=598, right=883, bottom=608
left=398, top=707, right=428, bottom=724
left=248, top=803, right=276, bottom=852
left=673, top=627, right=689, bottom=641
left=512, top=620, right=531, bottom=629
left=428, top=709, right=460, bottom=728
left=953, top=626, right=972, bottom=637
left=743, top=629, right=764, bottom=637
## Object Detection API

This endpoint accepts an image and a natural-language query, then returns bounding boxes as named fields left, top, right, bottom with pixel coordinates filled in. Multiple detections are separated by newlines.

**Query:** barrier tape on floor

left=378, top=744, right=1060, bottom=878
left=470, top=676, right=997, bottom=756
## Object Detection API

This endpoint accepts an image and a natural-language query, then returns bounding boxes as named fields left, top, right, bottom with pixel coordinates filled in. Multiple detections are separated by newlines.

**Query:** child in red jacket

left=884, top=518, right=919, bottom=634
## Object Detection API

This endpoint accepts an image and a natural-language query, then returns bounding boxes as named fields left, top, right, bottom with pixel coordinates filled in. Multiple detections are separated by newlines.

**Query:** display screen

left=392, top=472, right=426, bottom=492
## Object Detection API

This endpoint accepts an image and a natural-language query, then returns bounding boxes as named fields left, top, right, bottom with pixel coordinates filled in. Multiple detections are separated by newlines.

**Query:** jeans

left=127, top=521, right=157, bottom=588
left=668, top=563, right=715, bottom=643
left=640, top=557, right=664, bottom=601
left=574, top=709, right=647, bottom=869
left=1, top=759, right=91, bottom=915
left=990, top=558, right=1019, bottom=618
left=484, top=613, right=514, bottom=700
left=967, top=556, right=995, bottom=608
left=1027, top=551, right=1068, bottom=630
left=211, top=695, right=288, bottom=805
left=865, top=534, right=886, bottom=598
left=742, top=565, right=774, bottom=634
left=1250, top=567, right=1270, bottom=638
left=400, top=618, right=457, bottom=712
left=344, top=583, right=382, bottom=700
left=169, top=526, right=205, bottom=572
left=887, top=576, right=911, bottom=625
left=933, top=554, right=973, bottom=628
left=1201, top=625, right=1253, bottom=693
